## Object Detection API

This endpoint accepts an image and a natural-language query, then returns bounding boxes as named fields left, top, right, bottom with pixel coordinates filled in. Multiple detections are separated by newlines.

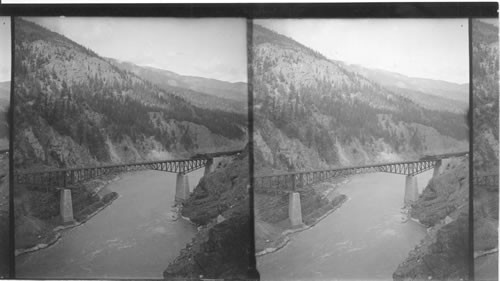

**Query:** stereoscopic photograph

left=12, top=17, right=251, bottom=279
left=0, top=16, right=11, bottom=279
left=252, top=19, right=471, bottom=281
left=472, top=18, right=499, bottom=281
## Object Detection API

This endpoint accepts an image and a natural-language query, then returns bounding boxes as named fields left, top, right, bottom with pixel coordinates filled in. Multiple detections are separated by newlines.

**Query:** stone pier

left=404, top=175, right=419, bottom=206
left=60, top=189, right=74, bottom=224
left=433, top=160, right=442, bottom=178
left=175, top=173, right=190, bottom=202
left=288, top=192, right=303, bottom=226
left=204, top=158, right=214, bottom=176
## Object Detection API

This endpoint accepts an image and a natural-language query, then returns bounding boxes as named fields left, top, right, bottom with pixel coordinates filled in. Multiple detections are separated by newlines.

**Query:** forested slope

left=14, top=18, right=247, bottom=171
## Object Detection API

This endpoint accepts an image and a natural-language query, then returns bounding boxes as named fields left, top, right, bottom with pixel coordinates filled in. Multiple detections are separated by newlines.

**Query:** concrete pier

left=433, top=160, right=442, bottom=178
left=175, top=173, right=190, bottom=202
left=288, top=192, right=303, bottom=226
left=204, top=158, right=214, bottom=176
left=60, top=189, right=74, bottom=224
left=404, top=175, right=419, bottom=206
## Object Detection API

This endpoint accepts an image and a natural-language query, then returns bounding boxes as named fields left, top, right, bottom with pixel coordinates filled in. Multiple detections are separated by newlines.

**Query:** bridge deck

left=254, top=151, right=469, bottom=192
left=14, top=149, right=244, bottom=189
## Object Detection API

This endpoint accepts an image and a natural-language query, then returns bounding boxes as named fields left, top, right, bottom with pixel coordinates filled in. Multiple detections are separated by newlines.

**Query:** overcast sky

left=28, top=17, right=247, bottom=83
left=0, top=17, right=10, bottom=82
left=257, top=19, right=469, bottom=84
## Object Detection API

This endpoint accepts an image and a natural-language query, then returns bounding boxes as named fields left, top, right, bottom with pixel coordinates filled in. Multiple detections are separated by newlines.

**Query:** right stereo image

left=472, top=18, right=499, bottom=281
left=252, top=19, right=473, bottom=281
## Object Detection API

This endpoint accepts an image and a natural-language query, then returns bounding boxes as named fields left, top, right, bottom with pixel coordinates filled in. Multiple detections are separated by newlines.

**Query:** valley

left=252, top=21, right=470, bottom=281
left=13, top=17, right=251, bottom=279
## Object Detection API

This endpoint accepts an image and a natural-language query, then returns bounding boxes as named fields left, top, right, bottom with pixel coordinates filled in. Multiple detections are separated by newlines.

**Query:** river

left=258, top=171, right=434, bottom=280
left=16, top=169, right=203, bottom=279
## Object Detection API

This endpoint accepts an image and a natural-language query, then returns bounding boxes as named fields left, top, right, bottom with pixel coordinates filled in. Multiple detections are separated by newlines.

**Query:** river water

left=258, top=171, right=433, bottom=281
left=16, top=169, right=203, bottom=279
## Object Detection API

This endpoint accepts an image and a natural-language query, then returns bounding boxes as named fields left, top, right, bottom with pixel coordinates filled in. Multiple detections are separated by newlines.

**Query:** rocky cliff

left=394, top=157, right=469, bottom=280
left=164, top=146, right=253, bottom=279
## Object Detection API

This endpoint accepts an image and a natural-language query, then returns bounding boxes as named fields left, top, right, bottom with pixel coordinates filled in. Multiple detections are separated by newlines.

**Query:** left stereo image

left=0, top=16, right=10, bottom=279
left=11, top=17, right=254, bottom=279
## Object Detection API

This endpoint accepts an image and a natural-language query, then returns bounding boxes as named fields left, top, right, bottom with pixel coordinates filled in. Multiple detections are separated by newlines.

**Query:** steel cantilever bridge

left=14, top=149, right=243, bottom=224
left=15, top=149, right=243, bottom=189
left=254, top=151, right=469, bottom=226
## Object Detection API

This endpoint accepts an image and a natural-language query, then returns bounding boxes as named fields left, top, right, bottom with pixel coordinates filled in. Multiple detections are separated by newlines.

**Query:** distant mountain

left=107, top=59, right=247, bottom=113
left=13, top=18, right=247, bottom=170
left=252, top=24, right=468, bottom=171
left=110, top=61, right=246, bottom=102
left=344, top=64, right=469, bottom=113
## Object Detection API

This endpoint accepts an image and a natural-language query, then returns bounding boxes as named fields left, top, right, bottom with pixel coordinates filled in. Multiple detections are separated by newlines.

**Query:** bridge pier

left=175, top=173, right=190, bottom=202
left=433, top=160, right=442, bottom=178
left=60, top=189, right=74, bottom=224
left=288, top=192, right=303, bottom=226
left=404, top=175, right=419, bottom=206
left=204, top=158, right=214, bottom=176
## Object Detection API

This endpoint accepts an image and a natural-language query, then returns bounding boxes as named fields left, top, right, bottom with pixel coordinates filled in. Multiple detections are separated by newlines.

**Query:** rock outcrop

left=394, top=158, right=469, bottom=280
left=164, top=147, right=254, bottom=279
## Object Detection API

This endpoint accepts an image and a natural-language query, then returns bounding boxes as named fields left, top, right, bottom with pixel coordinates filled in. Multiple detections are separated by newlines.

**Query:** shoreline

left=256, top=191, right=348, bottom=257
left=14, top=175, right=122, bottom=257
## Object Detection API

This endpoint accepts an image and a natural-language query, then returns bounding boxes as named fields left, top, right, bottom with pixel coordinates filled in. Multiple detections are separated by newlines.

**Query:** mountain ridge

left=253, top=24, right=468, bottom=171
left=14, top=18, right=247, bottom=170
left=107, top=58, right=247, bottom=113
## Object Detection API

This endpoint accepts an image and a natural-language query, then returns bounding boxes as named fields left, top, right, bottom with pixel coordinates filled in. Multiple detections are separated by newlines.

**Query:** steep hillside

left=164, top=146, right=252, bottom=279
left=472, top=19, right=499, bottom=173
left=13, top=18, right=247, bottom=171
left=344, top=65, right=468, bottom=113
left=472, top=19, right=499, bottom=280
left=394, top=157, right=469, bottom=280
left=108, top=59, right=247, bottom=113
left=253, top=24, right=468, bottom=171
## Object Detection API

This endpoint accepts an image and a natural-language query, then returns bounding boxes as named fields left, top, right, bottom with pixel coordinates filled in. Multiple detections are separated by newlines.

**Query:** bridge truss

left=14, top=149, right=243, bottom=190
left=15, top=158, right=209, bottom=190
left=254, top=151, right=469, bottom=194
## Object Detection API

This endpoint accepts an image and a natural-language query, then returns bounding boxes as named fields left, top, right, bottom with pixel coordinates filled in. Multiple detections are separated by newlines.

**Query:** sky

left=0, top=17, right=11, bottom=82
left=29, top=17, right=247, bottom=83
left=257, top=19, right=469, bottom=84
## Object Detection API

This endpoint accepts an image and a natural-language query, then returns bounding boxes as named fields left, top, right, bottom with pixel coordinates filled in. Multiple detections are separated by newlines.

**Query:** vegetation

left=472, top=19, right=499, bottom=171
left=13, top=18, right=246, bottom=169
left=253, top=24, right=468, bottom=166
